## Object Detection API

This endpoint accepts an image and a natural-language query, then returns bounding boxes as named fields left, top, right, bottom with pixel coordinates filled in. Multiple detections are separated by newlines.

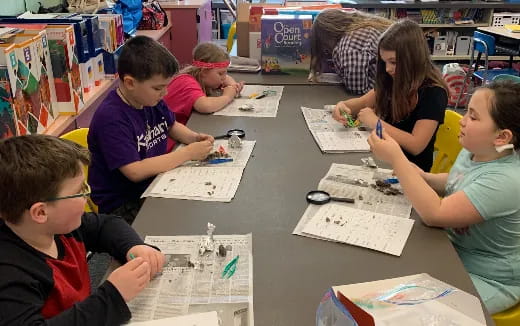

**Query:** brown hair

left=310, top=9, right=391, bottom=75
left=0, top=135, right=90, bottom=224
left=482, top=80, right=520, bottom=148
left=178, top=42, right=230, bottom=95
left=375, top=19, right=448, bottom=123
left=118, top=35, right=179, bottom=81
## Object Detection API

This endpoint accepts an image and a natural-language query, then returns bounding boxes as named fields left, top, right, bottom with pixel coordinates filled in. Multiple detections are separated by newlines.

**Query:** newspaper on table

left=293, top=163, right=414, bottom=256
left=143, top=140, right=255, bottom=201
left=214, top=85, right=284, bottom=117
left=127, top=234, right=253, bottom=326
left=301, top=106, right=371, bottom=153
left=127, top=311, right=219, bottom=326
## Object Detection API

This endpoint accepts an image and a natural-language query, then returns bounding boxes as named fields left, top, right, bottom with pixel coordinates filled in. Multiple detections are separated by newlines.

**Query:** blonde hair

left=311, top=9, right=392, bottom=74
left=178, top=42, right=230, bottom=95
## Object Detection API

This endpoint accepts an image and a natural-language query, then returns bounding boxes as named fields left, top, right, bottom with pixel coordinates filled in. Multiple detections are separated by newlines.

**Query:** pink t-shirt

left=164, top=74, right=205, bottom=151
left=164, top=74, right=205, bottom=125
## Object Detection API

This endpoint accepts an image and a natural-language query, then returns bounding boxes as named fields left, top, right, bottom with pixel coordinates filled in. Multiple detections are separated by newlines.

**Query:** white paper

left=127, top=234, right=253, bottom=326
left=294, top=164, right=414, bottom=256
left=301, top=203, right=414, bottom=256
left=126, top=311, right=219, bottom=326
left=214, top=85, right=284, bottom=117
left=333, top=274, right=486, bottom=326
left=143, top=140, right=255, bottom=201
left=301, top=106, right=371, bottom=153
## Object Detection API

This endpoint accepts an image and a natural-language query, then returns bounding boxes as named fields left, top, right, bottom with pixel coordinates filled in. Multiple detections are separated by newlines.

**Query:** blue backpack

left=113, top=0, right=143, bottom=35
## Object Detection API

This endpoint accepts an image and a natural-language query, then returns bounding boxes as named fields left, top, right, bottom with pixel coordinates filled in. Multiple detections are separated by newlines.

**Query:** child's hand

left=357, top=107, right=378, bottom=129
left=108, top=257, right=150, bottom=302
left=333, top=101, right=351, bottom=124
left=196, top=132, right=214, bottom=144
left=367, top=129, right=403, bottom=166
left=235, top=81, right=245, bottom=94
left=222, top=85, right=237, bottom=99
left=127, top=245, right=165, bottom=278
left=185, top=140, right=213, bottom=161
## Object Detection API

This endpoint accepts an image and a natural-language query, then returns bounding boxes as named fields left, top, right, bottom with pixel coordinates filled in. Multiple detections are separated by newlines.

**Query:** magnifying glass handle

left=214, top=135, right=227, bottom=140
left=330, top=196, right=355, bottom=204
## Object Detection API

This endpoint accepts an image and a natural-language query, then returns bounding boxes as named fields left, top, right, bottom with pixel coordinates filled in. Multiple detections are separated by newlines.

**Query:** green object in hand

left=129, top=253, right=136, bottom=260
left=341, top=110, right=357, bottom=128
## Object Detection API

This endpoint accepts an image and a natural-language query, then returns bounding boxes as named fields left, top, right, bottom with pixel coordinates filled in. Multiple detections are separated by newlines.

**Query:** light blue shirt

left=446, top=149, right=520, bottom=285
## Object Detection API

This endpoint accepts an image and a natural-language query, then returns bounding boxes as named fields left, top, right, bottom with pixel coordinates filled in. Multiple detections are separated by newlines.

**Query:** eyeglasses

left=45, top=182, right=91, bottom=202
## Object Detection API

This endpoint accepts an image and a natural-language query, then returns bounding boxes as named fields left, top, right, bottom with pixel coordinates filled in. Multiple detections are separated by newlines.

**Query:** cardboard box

left=261, top=14, right=313, bottom=75
left=237, top=3, right=282, bottom=57
left=13, top=30, right=59, bottom=127
left=46, top=25, right=84, bottom=114
left=8, top=37, right=46, bottom=134
left=249, top=31, right=261, bottom=61
left=0, top=44, right=19, bottom=139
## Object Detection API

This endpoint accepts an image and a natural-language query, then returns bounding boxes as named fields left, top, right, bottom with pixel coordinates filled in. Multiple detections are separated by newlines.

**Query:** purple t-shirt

left=88, top=89, right=175, bottom=213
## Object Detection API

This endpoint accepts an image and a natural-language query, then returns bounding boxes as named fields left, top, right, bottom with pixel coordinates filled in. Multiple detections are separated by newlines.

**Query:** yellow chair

left=493, top=302, right=520, bottom=326
left=430, top=110, right=463, bottom=174
left=60, top=128, right=98, bottom=213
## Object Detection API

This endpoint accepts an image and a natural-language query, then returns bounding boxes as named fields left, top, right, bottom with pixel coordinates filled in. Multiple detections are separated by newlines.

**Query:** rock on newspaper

left=293, top=164, right=414, bottom=256
left=301, top=106, right=371, bottom=153
left=142, top=140, right=255, bottom=201
left=127, top=234, right=254, bottom=326
left=214, top=85, right=284, bottom=117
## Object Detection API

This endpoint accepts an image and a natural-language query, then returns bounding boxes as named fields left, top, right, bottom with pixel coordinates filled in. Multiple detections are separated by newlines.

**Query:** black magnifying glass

left=306, top=190, right=355, bottom=205
left=214, top=129, right=246, bottom=140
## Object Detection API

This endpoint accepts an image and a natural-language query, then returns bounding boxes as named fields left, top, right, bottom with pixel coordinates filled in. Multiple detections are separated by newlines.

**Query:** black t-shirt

left=390, top=85, right=447, bottom=171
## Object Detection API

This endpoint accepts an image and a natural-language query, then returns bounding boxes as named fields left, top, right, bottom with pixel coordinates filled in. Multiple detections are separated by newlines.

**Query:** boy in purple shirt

left=88, top=36, right=214, bottom=223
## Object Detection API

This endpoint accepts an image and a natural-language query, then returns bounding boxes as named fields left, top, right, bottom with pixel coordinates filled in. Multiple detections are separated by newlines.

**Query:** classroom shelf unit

left=336, top=0, right=520, bottom=61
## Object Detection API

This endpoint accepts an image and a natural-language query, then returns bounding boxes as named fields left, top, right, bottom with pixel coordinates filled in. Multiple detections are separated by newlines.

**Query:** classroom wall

left=0, top=0, right=63, bottom=16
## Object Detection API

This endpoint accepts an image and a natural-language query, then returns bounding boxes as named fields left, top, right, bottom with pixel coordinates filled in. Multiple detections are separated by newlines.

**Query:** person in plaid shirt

left=310, top=9, right=391, bottom=94
left=332, top=20, right=449, bottom=172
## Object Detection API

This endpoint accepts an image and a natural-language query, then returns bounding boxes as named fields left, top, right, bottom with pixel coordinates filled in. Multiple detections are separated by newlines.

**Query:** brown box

left=237, top=2, right=282, bottom=57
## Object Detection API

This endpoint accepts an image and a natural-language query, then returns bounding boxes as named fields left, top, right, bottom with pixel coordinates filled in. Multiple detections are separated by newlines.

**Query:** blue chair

left=455, top=31, right=519, bottom=107
left=493, top=74, right=520, bottom=83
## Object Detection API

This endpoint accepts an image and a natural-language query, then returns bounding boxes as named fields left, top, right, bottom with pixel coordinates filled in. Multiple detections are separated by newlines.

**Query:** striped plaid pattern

left=332, top=27, right=383, bottom=94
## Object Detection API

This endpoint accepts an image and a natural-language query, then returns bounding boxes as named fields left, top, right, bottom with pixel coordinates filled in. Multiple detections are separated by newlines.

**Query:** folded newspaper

left=228, top=56, right=261, bottom=73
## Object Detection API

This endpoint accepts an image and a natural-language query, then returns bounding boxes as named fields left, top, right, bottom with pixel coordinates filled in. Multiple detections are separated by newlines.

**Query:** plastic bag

left=442, top=63, right=471, bottom=108
left=316, top=288, right=358, bottom=326
left=113, top=0, right=142, bottom=34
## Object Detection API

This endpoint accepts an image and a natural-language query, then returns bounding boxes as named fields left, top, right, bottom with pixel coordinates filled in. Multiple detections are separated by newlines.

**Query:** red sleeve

left=163, top=74, right=205, bottom=125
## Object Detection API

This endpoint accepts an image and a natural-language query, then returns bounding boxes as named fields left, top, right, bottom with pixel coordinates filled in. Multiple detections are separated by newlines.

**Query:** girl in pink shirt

left=164, top=42, right=244, bottom=127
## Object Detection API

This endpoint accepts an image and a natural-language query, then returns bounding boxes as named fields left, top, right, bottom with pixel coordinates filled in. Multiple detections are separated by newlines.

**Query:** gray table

left=230, top=71, right=344, bottom=86
left=133, top=85, right=493, bottom=325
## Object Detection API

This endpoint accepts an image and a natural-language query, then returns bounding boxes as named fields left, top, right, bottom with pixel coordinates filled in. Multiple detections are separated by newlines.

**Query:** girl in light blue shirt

left=368, top=80, right=520, bottom=314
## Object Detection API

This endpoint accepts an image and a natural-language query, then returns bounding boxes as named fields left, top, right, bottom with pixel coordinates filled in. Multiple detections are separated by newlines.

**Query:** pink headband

left=192, top=60, right=230, bottom=69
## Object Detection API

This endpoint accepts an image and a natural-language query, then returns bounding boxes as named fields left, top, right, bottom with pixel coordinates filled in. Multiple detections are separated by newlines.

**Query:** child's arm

left=193, top=86, right=236, bottom=113
left=369, top=130, right=483, bottom=228
left=169, top=120, right=214, bottom=145
left=374, top=118, right=439, bottom=156
left=332, top=90, right=376, bottom=124
left=119, top=139, right=212, bottom=182
left=416, top=166, right=449, bottom=197
left=223, top=75, right=245, bottom=94
left=0, top=267, right=135, bottom=325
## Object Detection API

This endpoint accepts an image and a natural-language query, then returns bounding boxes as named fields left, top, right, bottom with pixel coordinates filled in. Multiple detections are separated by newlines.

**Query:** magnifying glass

left=214, top=129, right=246, bottom=140
left=306, top=190, right=355, bottom=205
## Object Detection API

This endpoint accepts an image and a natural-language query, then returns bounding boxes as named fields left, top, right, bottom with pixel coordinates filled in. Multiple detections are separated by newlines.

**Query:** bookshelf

left=334, top=1, right=520, bottom=62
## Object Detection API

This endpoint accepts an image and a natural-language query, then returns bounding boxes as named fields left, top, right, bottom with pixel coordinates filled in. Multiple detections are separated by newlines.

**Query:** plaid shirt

left=332, top=27, right=382, bottom=94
